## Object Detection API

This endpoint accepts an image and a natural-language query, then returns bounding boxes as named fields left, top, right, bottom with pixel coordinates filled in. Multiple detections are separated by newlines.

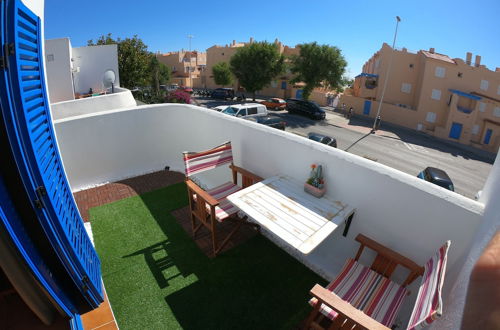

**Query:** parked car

left=417, top=167, right=454, bottom=191
left=217, top=103, right=268, bottom=118
left=245, top=115, right=286, bottom=130
left=307, top=132, right=337, bottom=148
left=286, top=98, right=326, bottom=120
left=179, top=86, right=193, bottom=94
left=260, top=98, right=287, bottom=110
left=211, top=88, right=235, bottom=100
left=166, top=84, right=179, bottom=91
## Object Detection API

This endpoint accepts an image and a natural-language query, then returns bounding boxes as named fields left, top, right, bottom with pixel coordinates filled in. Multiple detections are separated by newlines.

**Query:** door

left=483, top=129, right=492, bottom=144
left=295, top=89, right=303, bottom=100
left=0, top=0, right=103, bottom=311
left=449, top=122, right=463, bottom=139
left=363, top=100, right=371, bottom=115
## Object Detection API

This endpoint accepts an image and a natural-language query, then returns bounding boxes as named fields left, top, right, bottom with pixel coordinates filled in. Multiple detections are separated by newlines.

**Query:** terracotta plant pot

left=304, top=183, right=326, bottom=198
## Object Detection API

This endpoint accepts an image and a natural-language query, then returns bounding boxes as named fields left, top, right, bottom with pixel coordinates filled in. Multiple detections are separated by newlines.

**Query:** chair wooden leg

left=211, top=218, right=218, bottom=257
left=214, top=221, right=243, bottom=256
left=303, top=303, right=322, bottom=330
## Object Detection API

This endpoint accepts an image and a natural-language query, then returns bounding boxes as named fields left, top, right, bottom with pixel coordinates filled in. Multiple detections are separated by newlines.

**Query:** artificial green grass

left=90, top=182, right=326, bottom=330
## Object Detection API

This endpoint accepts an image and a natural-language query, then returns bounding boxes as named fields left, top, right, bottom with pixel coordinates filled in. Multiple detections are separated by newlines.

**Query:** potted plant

left=304, top=164, right=326, bottom=198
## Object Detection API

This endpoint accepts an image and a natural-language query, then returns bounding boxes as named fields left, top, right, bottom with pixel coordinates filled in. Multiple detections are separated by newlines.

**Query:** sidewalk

left=323, top=107, right=399, bottom=139
left=322, top=106, right=496, bottom=162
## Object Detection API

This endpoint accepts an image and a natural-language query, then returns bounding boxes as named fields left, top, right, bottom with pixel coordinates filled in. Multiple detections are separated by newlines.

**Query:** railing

left=457, top=105, right=473, bottom=114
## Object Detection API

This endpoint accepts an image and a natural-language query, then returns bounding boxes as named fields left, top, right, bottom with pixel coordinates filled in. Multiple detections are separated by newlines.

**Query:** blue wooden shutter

left=1, top=0, right=102, bottom=309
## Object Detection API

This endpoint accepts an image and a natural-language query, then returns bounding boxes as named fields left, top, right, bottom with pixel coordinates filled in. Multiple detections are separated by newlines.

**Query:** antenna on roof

left=103, top=69, right=116, bottom=93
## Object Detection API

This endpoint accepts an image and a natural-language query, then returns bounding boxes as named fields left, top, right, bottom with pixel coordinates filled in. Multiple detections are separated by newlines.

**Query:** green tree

left=88, top=34, right=152, bottom=89
left=212, top=62, right=233, bottom=87
left=336, top=76, right=354, bottom=93
left=230, top=41, right=284, bottom=100
left=290, top=42, right=347, bottom=100
left=149, top=56, right=171, bottom=92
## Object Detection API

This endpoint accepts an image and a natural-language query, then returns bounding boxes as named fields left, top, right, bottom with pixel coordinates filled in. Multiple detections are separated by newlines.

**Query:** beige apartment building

left=156, top=50, right=206, bottom=87
left=341, top=43, right=500, bottom=153
left=202, top=37, right=336, bottom=105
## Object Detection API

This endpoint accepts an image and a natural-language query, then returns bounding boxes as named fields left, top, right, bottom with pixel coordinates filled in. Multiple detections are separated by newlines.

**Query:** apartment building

left=156, top=50, right=206, bottom=87
left=341, top=43, right=500, bottom=152
left=203, top=38, right=307, bottom=97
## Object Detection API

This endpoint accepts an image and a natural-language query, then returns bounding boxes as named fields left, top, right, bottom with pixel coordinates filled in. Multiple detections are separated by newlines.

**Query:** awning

left=449, top=89, right=482, bottom=101
left=355, top=73, right=379, bottom=78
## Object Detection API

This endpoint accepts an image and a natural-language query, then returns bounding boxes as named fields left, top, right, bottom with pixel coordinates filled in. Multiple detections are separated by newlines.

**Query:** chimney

left=466, top=52, right=472, bottom=65
left=496, top=67, right=500, bottom=72
left=249, top=37, right=254, bottom=43
left=429, top=47, right=435, bottom=53
left=402, top=47, right=407, bottom=52
left=232, top=40, right=236, bottom=46
left=475, top=55, right=481, bottom=67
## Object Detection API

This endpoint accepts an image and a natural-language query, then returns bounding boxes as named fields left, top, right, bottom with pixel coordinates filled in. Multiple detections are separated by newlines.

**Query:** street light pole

left=187, top=34, right=194, bottom=87
left=372, top=16, right=401, bottom=132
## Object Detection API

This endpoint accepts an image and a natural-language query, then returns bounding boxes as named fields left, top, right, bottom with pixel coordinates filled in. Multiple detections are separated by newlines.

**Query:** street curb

left=323, top=107, right=496, bottom=162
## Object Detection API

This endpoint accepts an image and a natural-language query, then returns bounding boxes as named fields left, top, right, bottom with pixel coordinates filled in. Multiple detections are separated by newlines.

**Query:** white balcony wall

left=51, top=87, right=136, bottom=120
left=54, top=104, right=484, bottom=325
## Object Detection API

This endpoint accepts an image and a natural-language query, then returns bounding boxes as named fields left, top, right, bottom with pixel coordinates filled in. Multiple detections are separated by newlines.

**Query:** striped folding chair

left=183, top=142, right=262, bottom=256
left=407, top=241, right=450, bottom=330
left=304, top=235, right=450, bottom=330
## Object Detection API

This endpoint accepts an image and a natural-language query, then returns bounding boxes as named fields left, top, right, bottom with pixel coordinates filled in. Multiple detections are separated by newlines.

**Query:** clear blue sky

left=45, top=0, right=500, bottom=78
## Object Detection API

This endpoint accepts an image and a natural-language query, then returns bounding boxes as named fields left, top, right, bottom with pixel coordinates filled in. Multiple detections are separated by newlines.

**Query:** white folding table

left=227, top=175, right=355, bottom=254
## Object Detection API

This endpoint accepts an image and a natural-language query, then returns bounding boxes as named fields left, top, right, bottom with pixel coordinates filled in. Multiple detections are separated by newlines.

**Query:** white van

left=215, top=103, right=268, bottom=118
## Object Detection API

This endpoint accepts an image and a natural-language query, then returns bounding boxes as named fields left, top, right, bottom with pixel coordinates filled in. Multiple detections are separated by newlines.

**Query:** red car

left=260, top=98, right=287, bottom=110
left=178, top=86, right=193, bottom=94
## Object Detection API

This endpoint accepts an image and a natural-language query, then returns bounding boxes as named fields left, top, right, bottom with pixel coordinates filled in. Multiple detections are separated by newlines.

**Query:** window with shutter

left=0, top=0, right=102, bottom=310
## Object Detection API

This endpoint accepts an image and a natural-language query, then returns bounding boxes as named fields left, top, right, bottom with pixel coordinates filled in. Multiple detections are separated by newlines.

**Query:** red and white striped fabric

left=213, top=199, right=240, bottom=222
left=183, top=142, right=233, bottom=177
left=200, top=182, right=241, bottom=222
left=310, top=258, right=409, bottom=328
left=206, top=182, right=241, bottom=201
left=407, top=241, right=450, bottom=330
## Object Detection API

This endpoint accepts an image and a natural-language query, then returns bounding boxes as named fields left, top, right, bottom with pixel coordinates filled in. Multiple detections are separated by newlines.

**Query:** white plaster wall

left=72, top=44, right=120, bottom=95
left=51, top=88, right=136, bottom=120
left=44, top=38, right=74, bottom=103
left=22, top=0, right=44, bottom=19
left=54, top=104, right=483, bottom=315
left=431, top=151, right=500, bottom=329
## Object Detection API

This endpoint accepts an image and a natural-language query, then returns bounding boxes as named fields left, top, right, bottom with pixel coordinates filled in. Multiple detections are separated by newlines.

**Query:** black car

left=211, top=88, right=234, bottom=100
left=286, top=98, right=326, bottom=120
left=307, top=132, right=337, bottom=147
left=417, top=167, right=454, bottom=191
left=245, top=115, right=286, bottom=130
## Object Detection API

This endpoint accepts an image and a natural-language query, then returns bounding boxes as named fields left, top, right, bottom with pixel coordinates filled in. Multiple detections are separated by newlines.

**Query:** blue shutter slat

left=18, top=52, right=38, bottom=62
left=2, top=0, right=103, bottom=309
left=18, top=30, right=37, bottom=43
left=18, top=38, right=38, bottom=51
left=26, top=105, right=45, bottom=122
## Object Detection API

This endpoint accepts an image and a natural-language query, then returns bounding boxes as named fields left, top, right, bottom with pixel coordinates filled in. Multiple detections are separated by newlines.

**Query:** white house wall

left=44, top=38, right=75, bottom=103
left=72, top=44, right=120, bottom=95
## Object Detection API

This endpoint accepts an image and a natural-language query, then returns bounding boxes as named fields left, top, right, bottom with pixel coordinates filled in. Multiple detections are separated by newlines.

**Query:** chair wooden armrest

left=355, top=234, right=424, bottom=286
left=310, top=284, right=390, bottom=330
left=229, top=164, right=263, bottom=188
left=185, top=178, right=219, bottom=207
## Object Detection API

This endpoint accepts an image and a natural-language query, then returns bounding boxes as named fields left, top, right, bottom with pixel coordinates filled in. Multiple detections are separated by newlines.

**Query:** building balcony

left=54, top=104, right=485, bottom=328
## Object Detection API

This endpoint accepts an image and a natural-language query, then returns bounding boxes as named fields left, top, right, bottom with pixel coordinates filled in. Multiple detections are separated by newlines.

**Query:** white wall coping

left=50, top=87, right=136, bottom=120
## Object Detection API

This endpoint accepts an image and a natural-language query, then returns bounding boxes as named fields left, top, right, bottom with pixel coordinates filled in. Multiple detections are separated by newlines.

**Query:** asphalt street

left=194, top=97, right=494, bottom=199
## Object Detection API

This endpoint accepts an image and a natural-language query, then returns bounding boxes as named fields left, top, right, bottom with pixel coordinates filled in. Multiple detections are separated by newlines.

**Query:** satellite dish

left=103, top=69, right=116, bottom=93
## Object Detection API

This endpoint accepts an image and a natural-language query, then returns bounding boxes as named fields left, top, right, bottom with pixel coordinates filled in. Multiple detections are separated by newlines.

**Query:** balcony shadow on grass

left=92, top=182, right=325, bottom=329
